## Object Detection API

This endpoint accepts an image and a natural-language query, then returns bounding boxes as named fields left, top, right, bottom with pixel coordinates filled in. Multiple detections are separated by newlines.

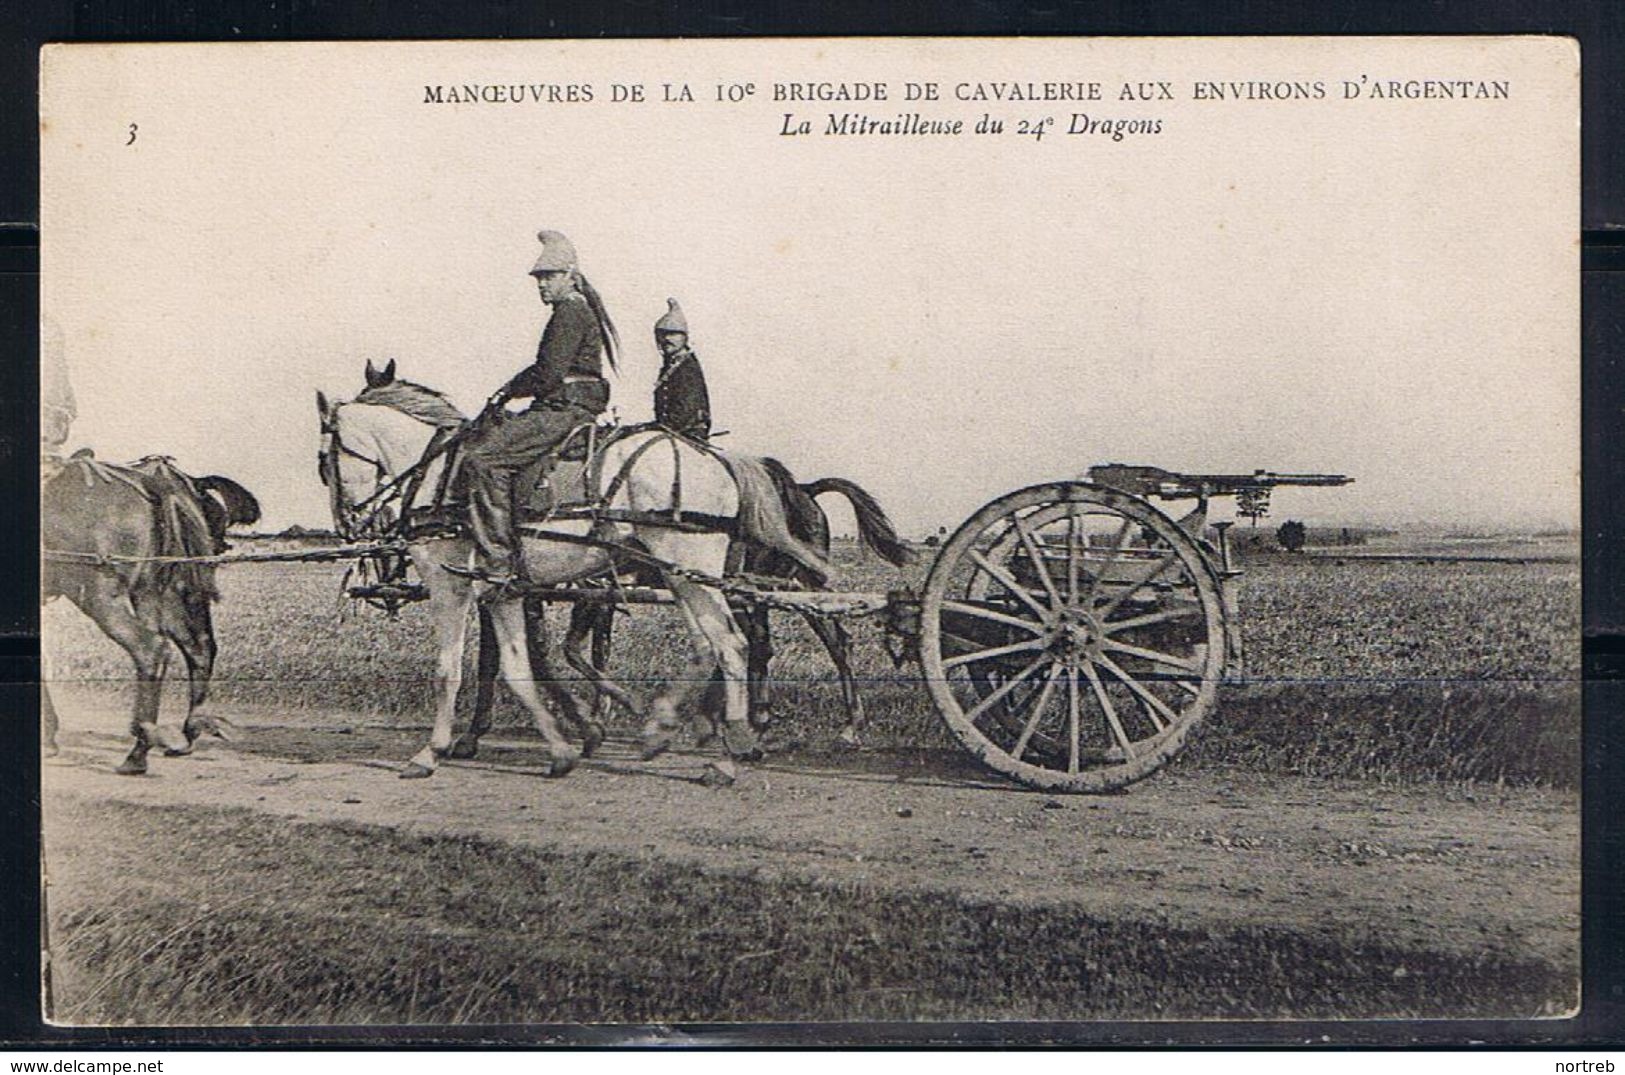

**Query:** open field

left=43, top=534, right=1584, bottom=785
left=40, top=532, right=1581, bottom=1025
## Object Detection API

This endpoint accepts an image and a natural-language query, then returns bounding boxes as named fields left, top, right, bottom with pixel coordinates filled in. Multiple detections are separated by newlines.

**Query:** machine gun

left=1086, top=463, right=1353, bottom=504
left=1085, top=463, right=1354, bottom=573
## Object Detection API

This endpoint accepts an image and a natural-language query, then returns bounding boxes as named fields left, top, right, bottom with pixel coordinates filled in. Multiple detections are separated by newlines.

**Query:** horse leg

left=76, top=578, right=168, bottom=776
left=402, top=563, right=474, bottom=778
left=563, top=601, right=637, bottom=721
left=485, top=596, right=579, bottom=777
left=640, top=587, right=723, bottom=760
left=805, top=612, right=866, bottom=746
left=525, top=597, right=603, bottom=758
left=591, top=611, right=615, bottom=725
left=739, top=601, right=776, bottom=732
left=654, top=579, right=759, bottom=781
left=449, top=606, right=499, bottom=760
left=167, top=595, right=228, bottom=753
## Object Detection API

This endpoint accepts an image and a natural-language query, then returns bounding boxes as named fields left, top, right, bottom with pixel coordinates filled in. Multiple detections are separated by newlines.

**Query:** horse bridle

left=318, top=409, right=390, bottom=541
left=320, top=405, right=464, bottom=541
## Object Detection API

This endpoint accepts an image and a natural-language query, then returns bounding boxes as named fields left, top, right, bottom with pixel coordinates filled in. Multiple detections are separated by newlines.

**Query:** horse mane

left=354, top=380, right=467, bottom=429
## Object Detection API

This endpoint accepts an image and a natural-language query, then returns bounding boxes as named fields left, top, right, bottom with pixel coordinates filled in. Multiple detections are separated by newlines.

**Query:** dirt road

left=41, top=690, right=1580, bottom=1023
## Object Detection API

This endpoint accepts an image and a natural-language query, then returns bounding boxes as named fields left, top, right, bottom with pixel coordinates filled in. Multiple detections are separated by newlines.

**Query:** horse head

left=316, top=367, right=462, bottom=540
left=316, top=389, right=386, bottom=540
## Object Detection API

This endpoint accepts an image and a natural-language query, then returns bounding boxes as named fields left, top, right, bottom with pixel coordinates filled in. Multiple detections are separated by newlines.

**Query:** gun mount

left=1084, top=463, right=1354, bottom=571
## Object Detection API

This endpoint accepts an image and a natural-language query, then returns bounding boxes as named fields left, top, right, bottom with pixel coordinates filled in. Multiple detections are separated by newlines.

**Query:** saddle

left=519, top=420, right=602, bottom=520
left=400, top=419, right=613, bottom=540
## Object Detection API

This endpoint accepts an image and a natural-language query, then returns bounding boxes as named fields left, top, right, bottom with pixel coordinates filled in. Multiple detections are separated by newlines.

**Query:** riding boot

left=468, top=461, right=522, bottom=582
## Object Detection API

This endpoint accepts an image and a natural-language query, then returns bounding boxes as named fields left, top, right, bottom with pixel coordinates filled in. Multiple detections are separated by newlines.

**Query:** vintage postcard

left=39, top=37, right=1579, bottom=1028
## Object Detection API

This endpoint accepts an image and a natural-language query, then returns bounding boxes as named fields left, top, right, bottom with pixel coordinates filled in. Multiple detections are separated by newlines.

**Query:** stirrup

left=440, top=562, right=517, bottom=584
left=441, top=563, right=534, bottom=598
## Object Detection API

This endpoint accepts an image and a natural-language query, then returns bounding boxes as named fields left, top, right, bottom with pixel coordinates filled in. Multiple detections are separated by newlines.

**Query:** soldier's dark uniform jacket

left=654, top=347, right=711, bottom=440
left=504, top=292, right=608, bottom=408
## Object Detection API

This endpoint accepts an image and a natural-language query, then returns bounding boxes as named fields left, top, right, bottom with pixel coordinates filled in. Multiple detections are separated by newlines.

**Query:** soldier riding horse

left=318, top=361, right=836, bottom=782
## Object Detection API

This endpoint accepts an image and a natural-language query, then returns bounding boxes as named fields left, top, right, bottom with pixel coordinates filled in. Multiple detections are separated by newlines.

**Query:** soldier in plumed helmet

left=457, top=230, right=620, bottom=591
left=651, top=298, right=711, bottom=441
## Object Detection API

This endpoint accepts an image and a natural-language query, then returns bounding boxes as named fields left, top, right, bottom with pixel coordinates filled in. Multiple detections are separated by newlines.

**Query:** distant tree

left=1236, top=487, right=1271, bottom=528
left=1276, top=519, right=1307, bottom=553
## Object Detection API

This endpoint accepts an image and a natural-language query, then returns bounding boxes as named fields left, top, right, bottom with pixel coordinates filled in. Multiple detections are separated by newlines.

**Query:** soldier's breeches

left=462, top=406, right=591, bottom=577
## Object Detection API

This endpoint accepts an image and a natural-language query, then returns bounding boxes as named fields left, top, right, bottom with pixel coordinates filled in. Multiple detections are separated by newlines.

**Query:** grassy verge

left=48, top=799, right=1574, bottom=1025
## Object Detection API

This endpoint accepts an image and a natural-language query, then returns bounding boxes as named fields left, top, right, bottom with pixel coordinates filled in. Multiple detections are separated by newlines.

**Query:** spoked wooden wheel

left=920, top=482, right=1226, bottom=792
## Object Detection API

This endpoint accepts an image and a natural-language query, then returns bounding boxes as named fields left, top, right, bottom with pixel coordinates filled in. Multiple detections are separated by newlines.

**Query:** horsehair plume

left=354, top=379, right=468, bottom=428
left=575, top=273, right=621, bottom=374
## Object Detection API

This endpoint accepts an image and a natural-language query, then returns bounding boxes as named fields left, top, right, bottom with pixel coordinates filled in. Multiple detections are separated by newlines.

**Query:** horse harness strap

left=399, top=426, right=458, bottom=517
left=591, top=430, right=714, bottom=531
left=342, top=423, right=467, bottom=531
left=361, top=422, right=737, bottom=547
left=542, top=506, right=738, bottom=535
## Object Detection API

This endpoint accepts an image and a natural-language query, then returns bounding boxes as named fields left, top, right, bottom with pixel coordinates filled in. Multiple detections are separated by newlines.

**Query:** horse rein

left=321, top=410, right=465, bottom=541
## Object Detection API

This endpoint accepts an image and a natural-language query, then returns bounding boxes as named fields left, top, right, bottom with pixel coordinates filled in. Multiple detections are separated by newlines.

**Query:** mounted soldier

left=651, top=298, right=711, bottom=441
left=457, top=230, right=620, bottom=592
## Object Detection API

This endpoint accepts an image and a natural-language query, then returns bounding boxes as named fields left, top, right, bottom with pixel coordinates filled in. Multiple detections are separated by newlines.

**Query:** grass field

left=42, top=534, right=1582, bottom=787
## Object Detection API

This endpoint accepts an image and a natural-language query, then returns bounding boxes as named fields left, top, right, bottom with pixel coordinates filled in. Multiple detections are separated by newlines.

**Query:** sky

left=39, top=38, right=1579, bottom=537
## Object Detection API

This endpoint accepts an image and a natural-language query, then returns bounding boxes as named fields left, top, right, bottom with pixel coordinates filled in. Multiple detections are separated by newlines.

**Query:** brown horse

left=42, top=455, right=261, bottom=774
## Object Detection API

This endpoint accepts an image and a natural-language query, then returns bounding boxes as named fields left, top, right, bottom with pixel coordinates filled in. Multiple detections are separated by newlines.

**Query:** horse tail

left=196, top=475, right=263, bottom=531
left=152, top=487, right=221, bottom=601
left=129, top=459, right=228, bottom=600
left=802, top=478, right=916, bottom=568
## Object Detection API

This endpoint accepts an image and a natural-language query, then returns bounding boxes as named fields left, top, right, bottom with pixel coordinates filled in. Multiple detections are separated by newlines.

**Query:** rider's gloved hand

left=478, top=391, right=510, bottom=423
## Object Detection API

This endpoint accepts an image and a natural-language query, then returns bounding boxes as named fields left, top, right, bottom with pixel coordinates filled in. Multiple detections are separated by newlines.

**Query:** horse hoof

left=580, top=723, right=605, bottom=759
left=398, top=762, right=436, bottom=780
left=447, top=737, right=480, bottom=760
left=184, top=713, right=236, bottom=744
left=641, top=722, right=675, bottom=761
left=701, top=759, right=738, bottom=788
left=721, top=722, right=764, bottom=762
left=162, top=742, right=195, bottom=758
left=543, top=753, right=577, bottom=778
left=115, top=757, right=148, bottom=776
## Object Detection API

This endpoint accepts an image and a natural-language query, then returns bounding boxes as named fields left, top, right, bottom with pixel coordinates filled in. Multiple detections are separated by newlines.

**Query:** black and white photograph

left=37, top=36, right=1580, bottom=1027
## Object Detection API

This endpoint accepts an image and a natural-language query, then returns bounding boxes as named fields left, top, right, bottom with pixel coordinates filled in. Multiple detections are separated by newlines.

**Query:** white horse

left=316, top=364, right=804, bottom=782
